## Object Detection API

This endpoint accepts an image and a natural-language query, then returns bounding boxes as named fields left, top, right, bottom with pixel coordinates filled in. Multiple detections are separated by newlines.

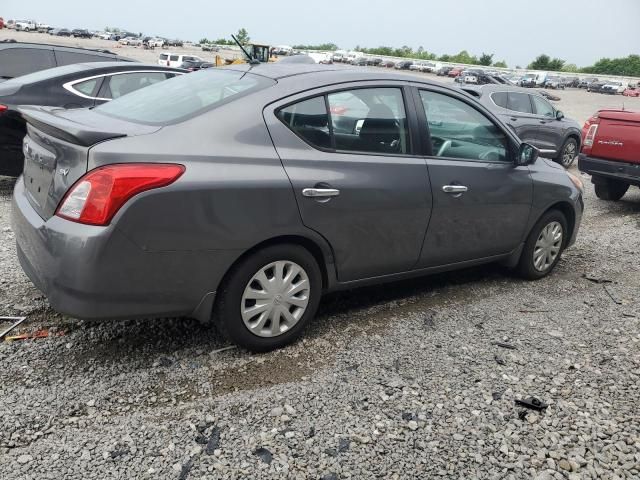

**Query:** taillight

left=56, top=163, right=185, bottom=226
left=583, top=124, right=599, bottom=147
left=0, top=104, right=7, bottom=113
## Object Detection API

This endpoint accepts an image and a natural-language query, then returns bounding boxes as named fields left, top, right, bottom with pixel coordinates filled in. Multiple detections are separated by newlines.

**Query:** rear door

left=489, top=91, right=539, bottom=147
left=414, top=87, right=532, bottom=267
left=530, top=93, right=560, bottom=156
left=265, top=83, right=433, bottom=282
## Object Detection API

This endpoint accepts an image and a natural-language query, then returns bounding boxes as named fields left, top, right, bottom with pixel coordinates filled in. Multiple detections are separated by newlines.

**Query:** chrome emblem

left=58, top=167, right=70, bottom=176
left=597, top=140, right=624, bottom=147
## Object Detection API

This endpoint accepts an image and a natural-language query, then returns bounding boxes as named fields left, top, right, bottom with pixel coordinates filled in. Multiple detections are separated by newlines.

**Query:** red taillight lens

left=0, top=104, right=7, bottom=113
left=583, top=124, right=599, bottom=147
left=56, top=163, right=185, bottom=226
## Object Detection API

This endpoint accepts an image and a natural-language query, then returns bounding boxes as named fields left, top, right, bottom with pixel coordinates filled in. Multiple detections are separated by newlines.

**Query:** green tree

left=528, top=54, right=565, bottom=71
left=479, top=53, right=494, bottom=66
left=582, top=55, right=640, bottom=76
left=235, top=28, right=250, bottom=45
left=562, top=63, right=579, bottom=73
left=199, top=37, right=210, bottom=45
left=292, top=43, right=339, bottom=51
left=493, top=60, right=508, bottom=68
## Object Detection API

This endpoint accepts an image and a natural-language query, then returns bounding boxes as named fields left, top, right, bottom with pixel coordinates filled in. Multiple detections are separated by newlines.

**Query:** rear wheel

left=214, top=244, right=322, bottom=352
left=517, top=210, right=568, bottom=280
left=594, top=179, right=629, bottom=201
left=556, top=137, right=578, bottom=168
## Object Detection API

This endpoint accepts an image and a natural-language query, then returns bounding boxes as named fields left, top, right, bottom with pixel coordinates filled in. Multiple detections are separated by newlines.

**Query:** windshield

left=95, top=68, right=275, bottom=125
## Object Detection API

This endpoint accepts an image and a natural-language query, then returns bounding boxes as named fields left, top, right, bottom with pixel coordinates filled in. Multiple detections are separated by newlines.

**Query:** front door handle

left=442, top=185, right=468, bottom=194
left=302, top=188, right=340, bottom=198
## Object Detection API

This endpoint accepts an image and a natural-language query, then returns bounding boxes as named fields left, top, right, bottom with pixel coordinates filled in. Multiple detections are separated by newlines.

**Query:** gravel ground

left=1, top=168, right=639, bottom=479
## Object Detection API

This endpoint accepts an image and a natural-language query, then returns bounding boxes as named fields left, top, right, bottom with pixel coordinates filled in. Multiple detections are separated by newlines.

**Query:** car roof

left=224, top=63, right=448, bottom=85
left=0, top=41, right=125, bottom=57
left=464, top=84, right=547, bottom=97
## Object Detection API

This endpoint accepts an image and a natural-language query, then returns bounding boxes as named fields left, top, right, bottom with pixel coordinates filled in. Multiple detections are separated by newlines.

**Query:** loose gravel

left=1, top=173, right=639, bottom=479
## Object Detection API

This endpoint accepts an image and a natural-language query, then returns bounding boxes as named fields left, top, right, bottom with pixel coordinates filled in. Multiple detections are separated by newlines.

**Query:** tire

left=213, top=244, right=322, bottom=352
left=594, top=179, right=629, bottom=201
left=517, top=210, right=568, bottom=280
left=556, top=137, right=578, bottom=168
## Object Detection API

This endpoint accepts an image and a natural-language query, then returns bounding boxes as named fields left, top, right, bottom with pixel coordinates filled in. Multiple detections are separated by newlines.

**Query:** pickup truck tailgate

left=591, top=111, right=640, bottom=164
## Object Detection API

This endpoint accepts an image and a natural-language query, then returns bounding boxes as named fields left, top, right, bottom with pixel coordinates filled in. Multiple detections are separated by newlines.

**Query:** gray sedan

left=462, top=84, right=582, bottom=168
left=12, top=64, right=584, bottom=351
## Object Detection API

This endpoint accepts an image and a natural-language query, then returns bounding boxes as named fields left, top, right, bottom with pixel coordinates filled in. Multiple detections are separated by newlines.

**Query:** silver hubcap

left=533, top=221, right=563, bottom=271
left=241, top=260, right=310, bottom=338
left=562, top=142, right=576, bottom=166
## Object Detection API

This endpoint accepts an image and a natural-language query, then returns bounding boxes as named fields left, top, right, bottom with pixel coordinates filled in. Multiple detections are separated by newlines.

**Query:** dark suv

left=464, top=85, right=582, bottom=167
left=0, top=42, right=135, bottom=81
left=71, top=29, right=92, bottom=38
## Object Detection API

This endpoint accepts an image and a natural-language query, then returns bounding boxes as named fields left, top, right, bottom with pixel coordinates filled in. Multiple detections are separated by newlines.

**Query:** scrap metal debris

left=515, top=396, right=548, bottom=411
left=604, top=285, right=624, bottom=305
left=582, top=274, right=613, bottom=284
left=492, top=341, right=517, bottom=350
left=4, top=329, right=63, bottom=342
left=0, top=316, right=27, bottom=340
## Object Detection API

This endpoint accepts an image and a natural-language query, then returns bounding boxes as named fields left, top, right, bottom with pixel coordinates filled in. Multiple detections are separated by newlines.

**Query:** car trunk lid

left=19, top=106, right=160, bottom=220
left=590, top=110, right=640, bottom=164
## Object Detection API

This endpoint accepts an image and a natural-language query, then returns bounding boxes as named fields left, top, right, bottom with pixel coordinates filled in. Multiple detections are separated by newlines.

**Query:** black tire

left=556, top=137, right=578, bottom=168
left=213, top=244, right=322, bottom=352
left=517, top=210, right=568, bottom=280
left=594, top=179, right=629, bottom=201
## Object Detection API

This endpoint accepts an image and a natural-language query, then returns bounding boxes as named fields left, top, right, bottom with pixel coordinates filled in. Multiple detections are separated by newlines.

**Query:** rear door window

left=278, top=96, right=331, bottom=149
left=71, top=77, right=101, bottom=97
left=490, top=91, right=508, bottom=108
left=0, top=47, right=55, bottom=78
left=159, top=54, right=168, bottom=61
left=169, top=55, right=179, bottom=62
left=100, top=72, right=171, bottom=99
left=530, top=95, right=555, bottom=117
left=507, top=92, right=533, bottom=114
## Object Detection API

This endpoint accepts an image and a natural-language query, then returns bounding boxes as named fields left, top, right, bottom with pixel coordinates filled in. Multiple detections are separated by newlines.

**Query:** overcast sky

left=3, top=0, right=639, bottom=67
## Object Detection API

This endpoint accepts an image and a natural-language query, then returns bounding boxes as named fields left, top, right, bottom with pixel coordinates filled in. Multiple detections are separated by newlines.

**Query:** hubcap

left=533, top=221, right=563, bottom=272
left=241, top=260, right=310, bottom=338
left=562, top=142, right=576, bottom=166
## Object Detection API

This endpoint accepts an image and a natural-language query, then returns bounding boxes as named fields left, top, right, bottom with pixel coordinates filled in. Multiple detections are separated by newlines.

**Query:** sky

left=3, top=0, right=639, bottom=67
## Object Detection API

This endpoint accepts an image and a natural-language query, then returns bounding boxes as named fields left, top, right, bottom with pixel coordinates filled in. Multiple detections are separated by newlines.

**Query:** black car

left=436, top=66, right=452, bottom=76
left=50, top=28, right=72, bottom=37
left=366, top=57, right=383, bottom=67
left=353, top=57, right=368, bottom=66
left=0, top=42, right=135, bottom=82
left=71, top=29, right=92, bottom=38
left=587, top=81, right=607, bottom=93
left=394, top=60, right=413, bottom=70
left=578, top=77, right=598, bottom=88
left=179, top=60, right=214, bottom=71
left=0, top=62, right=184, bottom=176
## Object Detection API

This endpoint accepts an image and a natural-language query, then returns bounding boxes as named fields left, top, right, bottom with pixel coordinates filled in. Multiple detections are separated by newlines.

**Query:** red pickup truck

left=578, top=109, right=640, bottom=201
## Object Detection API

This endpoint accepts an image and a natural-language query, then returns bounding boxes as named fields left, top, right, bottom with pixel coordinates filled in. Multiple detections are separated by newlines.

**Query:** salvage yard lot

left=1, top=30, right=640, bottom=480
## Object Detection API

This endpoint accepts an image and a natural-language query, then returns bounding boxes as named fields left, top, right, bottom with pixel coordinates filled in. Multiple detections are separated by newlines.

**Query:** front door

left=265, top=85, right=432, bottom=282
left=530, top=93, right=561, bottom=157
left=414, top=88, right=533, bottom=267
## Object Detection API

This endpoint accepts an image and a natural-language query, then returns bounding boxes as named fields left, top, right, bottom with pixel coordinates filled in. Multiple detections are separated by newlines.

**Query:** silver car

left=12, top=64, right=584, bottom=351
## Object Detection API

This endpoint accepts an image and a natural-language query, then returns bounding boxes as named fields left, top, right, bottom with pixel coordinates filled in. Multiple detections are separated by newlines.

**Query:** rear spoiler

left=19, top=106, right=128, bottom=146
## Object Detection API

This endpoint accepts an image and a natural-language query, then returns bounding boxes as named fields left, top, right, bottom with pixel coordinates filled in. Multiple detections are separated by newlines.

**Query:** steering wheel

left=436, top=139, right=452, bottom=157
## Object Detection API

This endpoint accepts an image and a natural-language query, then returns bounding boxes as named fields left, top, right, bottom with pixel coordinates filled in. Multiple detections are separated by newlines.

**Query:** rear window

left=0, top=47, right=56, bottom=78
left=159, top=54, right=168, bottom=60
left=55, top=50, right=111, bottom=66
left=169, top=55, right=179, bottom=61
left=0, top=63, right=87, bottom=85
left=95, top=68, right=275, bottom=125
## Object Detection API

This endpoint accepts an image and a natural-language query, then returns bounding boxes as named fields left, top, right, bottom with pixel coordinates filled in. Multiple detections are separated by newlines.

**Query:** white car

left=409, top=62, right=425, bottom=72
left=158, top=53, right=203, bottom=68
left=149, top=38, right=166, bottom=48
left=15, top=20, right=36, bottom=31
left=36, top=23, right=51, bottom=32
left=97, top=32, right=112, bottom=40
left=602, top=81, right=625, bottom=94
left=120, top=37, right=142, bottom=47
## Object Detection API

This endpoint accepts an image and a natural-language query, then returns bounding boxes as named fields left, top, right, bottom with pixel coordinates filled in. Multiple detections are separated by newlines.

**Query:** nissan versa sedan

left=12, top=64, right=584, bottom=351
left=462, top=85, right=582, bottom=168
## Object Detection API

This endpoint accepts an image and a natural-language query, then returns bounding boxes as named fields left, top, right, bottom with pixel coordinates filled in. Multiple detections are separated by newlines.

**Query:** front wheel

left=517, top=211, right=568, bottom=280
left=594, top=179, right=629, bottom=201
left=556, top=137, right=578, bottom=168
left=213, top=244, right=322, bottom=352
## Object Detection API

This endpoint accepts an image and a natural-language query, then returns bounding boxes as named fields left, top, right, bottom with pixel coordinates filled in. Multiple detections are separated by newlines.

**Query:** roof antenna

left=232, top=34, right=260, bottom=65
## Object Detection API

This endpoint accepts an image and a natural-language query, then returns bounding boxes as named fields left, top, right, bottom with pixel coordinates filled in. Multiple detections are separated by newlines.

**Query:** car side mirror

left=516, top=143, right=539, bottom=166
left=556, top=110, right=564, bottom=120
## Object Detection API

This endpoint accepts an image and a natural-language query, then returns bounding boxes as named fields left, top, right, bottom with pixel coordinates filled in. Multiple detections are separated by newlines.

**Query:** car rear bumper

left=578, top=154, right=640, bottom=187
left=12, top=178, right=240, bottom=322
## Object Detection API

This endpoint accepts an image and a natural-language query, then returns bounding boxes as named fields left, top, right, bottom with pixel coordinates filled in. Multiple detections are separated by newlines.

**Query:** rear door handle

left=302, top=188, right=340, bottom=198
left=510, top=117, right=518, bottom=121
left=442, top=185, right=468, bottom=194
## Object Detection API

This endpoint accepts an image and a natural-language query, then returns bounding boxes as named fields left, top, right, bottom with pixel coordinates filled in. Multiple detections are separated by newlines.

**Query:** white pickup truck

left=15, top=20, right=37, bottom=31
